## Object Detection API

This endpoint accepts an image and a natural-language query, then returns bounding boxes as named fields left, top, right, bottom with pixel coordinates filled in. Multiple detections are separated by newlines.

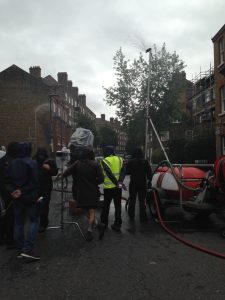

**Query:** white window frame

left=185, top=130, right=193, bottom=140
left=221, top=86, right=225, bottom=113
left=219, top=38, right=224, bottom=65
left=222, top=136, right=225, bottom=155
left=205, top=89, right=211, bottom=103
left=160, top=131, right=169, bottom=142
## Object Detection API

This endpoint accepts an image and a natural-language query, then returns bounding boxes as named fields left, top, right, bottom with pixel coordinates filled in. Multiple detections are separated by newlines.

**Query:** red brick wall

left=0, top=66, right=51, bottom=153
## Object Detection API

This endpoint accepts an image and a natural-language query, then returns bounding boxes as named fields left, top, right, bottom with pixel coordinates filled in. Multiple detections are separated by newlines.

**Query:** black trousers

left=39, top=190, right=52, bottom=228
left=0, top=203, right=14, bottom=245
left=128, top=186, right=147, bottom=221
left=101, top=188, right=122, bottom=227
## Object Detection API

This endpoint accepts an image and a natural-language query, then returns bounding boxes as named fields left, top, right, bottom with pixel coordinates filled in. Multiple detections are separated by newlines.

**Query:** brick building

left=212, top=24, right=225, bottom=156
left=0, top=65, right=51, bottom=152
left=0, top=64, right=95, bottom=153
left=186, top=67, right=215, bottom=133
left=95, top=114, right=128, bottom=154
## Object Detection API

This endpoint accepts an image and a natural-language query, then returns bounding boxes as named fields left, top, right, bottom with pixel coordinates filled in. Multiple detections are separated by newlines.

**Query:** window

left=185, top=130, right=193, bottom=140
left=160, top=131, right=169, bottom=141
left=200, top=112, right=211, bottom=122
left=220, top=86, right=225, bottom=113
left=219, top=38, right=224, bottom=65
left=53, top=102, right=56, bottom=113
left=171, top=116, right=182, bottom=123
left=222, top=136, right=225, bottom=155
left=192, top=100, right=197, bottom=111
left=205, top=88, right=214, bottom=103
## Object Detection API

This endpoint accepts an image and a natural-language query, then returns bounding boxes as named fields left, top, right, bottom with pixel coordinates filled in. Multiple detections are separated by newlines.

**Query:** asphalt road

left=1, top=178, right=225, bottom=300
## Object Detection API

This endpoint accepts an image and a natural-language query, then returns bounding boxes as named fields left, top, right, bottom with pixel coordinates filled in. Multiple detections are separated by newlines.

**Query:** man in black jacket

left=5, top=142, right=40, bottom=260
left=33, top=148, right=58, bottom=232
left=126, top=148, right=152, bottom=223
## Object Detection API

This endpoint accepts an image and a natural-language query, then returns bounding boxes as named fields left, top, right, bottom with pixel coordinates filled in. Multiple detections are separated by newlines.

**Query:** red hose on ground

left=152, top=189, right=225, bottom=259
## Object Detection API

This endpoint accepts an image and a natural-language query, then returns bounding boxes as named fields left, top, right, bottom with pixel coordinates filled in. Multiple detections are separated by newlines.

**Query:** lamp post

left=144, top=48, right=170, bottom=163
left=145, top=48, right=152, bottom=160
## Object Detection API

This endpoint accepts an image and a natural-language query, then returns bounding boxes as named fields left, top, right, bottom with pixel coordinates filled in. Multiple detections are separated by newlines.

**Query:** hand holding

left=43, top=163, right=51, bottom=171
left=11, top=189, right=22, bottom=199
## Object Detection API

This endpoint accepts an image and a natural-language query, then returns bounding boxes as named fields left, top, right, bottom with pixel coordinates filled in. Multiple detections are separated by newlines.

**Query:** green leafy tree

left=98, top=126, right=118, bottom=148
left=126, top=110, right=145, bottom=153
left=103, top=44, right=186, bottom=129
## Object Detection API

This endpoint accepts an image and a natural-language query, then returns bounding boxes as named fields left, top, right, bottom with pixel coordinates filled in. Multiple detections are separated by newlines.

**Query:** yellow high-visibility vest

left=101, top=155, right=123, bottom=189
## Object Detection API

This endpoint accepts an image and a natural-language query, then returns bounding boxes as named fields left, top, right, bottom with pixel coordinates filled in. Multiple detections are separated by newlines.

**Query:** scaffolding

left=188, top=64, right=215, bottom=125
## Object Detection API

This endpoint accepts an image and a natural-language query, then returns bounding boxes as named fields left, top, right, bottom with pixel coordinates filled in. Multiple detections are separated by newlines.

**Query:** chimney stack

left=57, top=72, right=68, bottom=85
left=72, top=87, right=78, bottom=98
left=101, top=114, right=105, bottom=120
left=78, top=94, right=86, bottom=106
left=29, top=66, right=41, bottom=78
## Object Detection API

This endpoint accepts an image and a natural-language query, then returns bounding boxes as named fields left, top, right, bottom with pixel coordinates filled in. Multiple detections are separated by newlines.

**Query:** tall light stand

left=145, top=48, right=152, bottom=160
left=145, top=48, right=170, bottom=163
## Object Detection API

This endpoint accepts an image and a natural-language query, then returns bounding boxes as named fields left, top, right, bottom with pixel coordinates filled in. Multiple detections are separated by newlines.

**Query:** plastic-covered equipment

left=68, top=127, right=94, bottom=163
left=68, top=127, right=94, bottom=148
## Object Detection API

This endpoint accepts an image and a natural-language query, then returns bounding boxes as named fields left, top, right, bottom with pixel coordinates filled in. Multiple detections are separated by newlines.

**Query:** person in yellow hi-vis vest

left=100, top=146, right=126, bottom=233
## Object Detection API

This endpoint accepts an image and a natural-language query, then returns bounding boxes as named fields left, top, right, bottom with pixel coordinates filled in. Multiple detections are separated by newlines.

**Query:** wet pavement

left=1, top=179, right=225, bottom=300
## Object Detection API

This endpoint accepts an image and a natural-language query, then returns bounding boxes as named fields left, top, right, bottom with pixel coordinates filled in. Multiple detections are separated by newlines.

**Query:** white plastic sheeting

left=68, top=127, right=94, bottom=148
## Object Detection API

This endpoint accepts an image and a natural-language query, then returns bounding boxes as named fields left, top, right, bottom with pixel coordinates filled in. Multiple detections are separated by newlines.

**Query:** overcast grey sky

left=0, top=0, right=224, bottom=119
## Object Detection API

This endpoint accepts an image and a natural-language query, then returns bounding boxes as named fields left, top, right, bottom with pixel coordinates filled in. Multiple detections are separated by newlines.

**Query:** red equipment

left=152, top=166, right=205, bottom=200
left=148, top=157, right=225, bottom=219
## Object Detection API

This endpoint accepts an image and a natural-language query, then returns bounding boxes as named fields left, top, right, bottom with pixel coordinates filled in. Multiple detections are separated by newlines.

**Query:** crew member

left=33, top=148, right=58, bottom=232
left=100, top=146, right=126, bottom=232
left=126, top=148, right=152, bottom=224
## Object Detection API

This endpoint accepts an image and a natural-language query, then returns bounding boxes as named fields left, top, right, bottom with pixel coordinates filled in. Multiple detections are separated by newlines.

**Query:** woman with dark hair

left=126, top=148, right=152, bottom=224
left=33, top=148, right=58, bottom=232
left=62, top=148, right=104, bottom=241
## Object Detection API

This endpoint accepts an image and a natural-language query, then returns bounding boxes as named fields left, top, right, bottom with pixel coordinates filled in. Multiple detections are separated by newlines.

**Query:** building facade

left=0, top=65, right=95, bottom=153
left=95, top=114, right=128, bottom=154
left=212, top=24, right=225, bottom=156
left=187, top=67, right=215, bottom=131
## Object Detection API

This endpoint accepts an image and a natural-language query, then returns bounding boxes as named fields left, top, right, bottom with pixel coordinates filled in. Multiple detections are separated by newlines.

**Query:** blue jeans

left=13, top=202, right=39, bottom=252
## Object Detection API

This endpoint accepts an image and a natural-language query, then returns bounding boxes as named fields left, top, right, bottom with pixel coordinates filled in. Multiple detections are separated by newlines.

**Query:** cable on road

left=151, top=188, right=225, bottom=259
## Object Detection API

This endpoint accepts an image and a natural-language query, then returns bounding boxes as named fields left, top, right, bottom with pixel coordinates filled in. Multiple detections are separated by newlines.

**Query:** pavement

left=1, top=180, right=225, bottom=300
